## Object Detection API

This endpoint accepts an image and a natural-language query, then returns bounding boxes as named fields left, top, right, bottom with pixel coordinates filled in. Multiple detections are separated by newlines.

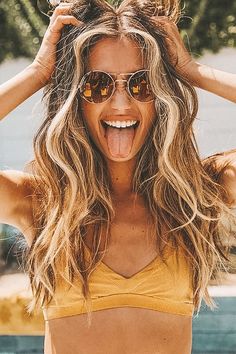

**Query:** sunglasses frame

left=78, top=69, right=155, bottom=104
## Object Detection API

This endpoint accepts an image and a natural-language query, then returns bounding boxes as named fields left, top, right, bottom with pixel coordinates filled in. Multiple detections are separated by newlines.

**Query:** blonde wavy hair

left=25, top=0, right=233, bottom=321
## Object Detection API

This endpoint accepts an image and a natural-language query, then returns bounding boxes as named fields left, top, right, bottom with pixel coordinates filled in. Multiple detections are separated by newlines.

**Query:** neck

left=107, top=158, right=137, bottom=200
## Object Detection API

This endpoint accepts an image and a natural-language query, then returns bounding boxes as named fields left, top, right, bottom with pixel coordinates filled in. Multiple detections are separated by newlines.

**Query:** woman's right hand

left=32, top=2, right=82, bottom=85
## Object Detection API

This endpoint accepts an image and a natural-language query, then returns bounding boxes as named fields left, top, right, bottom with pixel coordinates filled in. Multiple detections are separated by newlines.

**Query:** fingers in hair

left=49, top=15, right=81, bottom=33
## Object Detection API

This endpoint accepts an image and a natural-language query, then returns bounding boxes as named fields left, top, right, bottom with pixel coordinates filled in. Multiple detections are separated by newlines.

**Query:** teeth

left=103, top=120, right=138, bottom=128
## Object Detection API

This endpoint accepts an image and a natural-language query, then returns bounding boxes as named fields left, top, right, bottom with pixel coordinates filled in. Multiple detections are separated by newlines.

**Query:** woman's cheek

left=139, top=102, right=156, bottom=128
left=80, top=102, right=104, bottom=144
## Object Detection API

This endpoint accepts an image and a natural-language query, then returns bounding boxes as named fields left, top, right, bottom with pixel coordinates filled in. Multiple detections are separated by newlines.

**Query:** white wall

left=0, top=48, right=236, bottom=169
left=0, top=59, right=43, bottom=170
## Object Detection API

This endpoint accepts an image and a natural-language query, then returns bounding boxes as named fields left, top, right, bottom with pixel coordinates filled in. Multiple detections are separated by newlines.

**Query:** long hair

left=25, top=0, right=233, bottom=321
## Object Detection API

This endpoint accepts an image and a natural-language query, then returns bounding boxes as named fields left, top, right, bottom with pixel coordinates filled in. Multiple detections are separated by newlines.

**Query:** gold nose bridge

left=113, top=78, right=129, bottom=92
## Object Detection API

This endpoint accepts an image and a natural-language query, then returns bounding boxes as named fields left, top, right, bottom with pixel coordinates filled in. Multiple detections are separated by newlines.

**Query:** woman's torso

left=22, top=193, right=193, bottom=354
left=45, top=308, right=192, bottom=354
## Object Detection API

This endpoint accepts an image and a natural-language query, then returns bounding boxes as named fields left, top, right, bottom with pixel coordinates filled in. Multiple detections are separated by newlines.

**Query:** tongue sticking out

left=105, top=126, right=136, bottom=158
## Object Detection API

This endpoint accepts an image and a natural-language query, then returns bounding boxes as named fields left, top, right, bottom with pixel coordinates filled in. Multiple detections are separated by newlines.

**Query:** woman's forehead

left=86, top=36, right=146, bottom=73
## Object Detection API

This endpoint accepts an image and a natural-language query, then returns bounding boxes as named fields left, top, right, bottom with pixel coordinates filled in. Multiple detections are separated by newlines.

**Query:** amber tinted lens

left=129, top=70, right=154, bottom=102
left=79, top=71, right=114, bottom=103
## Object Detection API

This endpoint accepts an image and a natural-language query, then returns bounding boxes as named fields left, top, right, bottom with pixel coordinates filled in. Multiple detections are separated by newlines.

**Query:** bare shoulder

left=220, top=161, right=236, bottom=207
left=202, top=152, right=236, bottom=207
left=0, top=169, right=42, bottom=246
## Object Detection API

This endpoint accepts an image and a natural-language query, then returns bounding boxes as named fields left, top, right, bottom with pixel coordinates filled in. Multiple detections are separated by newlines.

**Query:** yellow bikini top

left=42, top=244, right=194, bottom=321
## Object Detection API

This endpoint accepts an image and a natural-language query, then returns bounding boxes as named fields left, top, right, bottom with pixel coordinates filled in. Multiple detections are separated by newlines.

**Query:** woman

left=0, top=0, right=236, bottom=353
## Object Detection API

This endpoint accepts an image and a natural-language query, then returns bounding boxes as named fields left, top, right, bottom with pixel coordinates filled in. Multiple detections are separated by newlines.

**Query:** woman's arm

left=216, top=154, right=236, bottom=207
left=0, top=2, right=81, bottom=121
left=0, top=4, right=81, bottom=241
left=221, top=163, right=236, bottom=207
left=155, top=17, right=236, bottom=103
left=202, top=150, right=236, bottom=207
left=0, top=65, right=45, bottom=121
left=158, top=18, right=236, bottom=202
left=187, top=63, right=236, bottom=104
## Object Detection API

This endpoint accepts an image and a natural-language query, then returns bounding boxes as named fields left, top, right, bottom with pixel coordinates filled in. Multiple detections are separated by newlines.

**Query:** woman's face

left=80, top=36, right=156, bottom=162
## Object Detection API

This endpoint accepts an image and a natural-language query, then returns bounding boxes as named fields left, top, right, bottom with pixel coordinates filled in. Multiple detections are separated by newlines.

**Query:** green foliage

left=108, top=0, right=236, bottom=55
left=180, top=0, right=236, bottom=55
left=0, top=0, right=47, bottom=63
left=0, top=0, right=235, bottom=62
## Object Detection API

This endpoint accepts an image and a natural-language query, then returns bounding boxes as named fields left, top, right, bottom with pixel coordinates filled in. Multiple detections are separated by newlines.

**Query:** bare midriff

left=44, top=308, right=192, bottom=354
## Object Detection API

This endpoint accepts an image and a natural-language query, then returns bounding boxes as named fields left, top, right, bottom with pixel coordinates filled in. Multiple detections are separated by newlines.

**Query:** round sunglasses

left=78, top=69, right=155, bottom=104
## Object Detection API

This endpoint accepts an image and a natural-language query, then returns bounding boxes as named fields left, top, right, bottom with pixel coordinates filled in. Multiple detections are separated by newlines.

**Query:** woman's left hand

left=152, top=16, right=236, bottom=103
left=152, top=17, right=198, bottom=82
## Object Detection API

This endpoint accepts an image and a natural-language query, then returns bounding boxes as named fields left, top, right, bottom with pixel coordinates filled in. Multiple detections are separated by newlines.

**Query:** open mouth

left=100, top=120, right=140, bottom=158
left=101, top=120, right=140, bottom=130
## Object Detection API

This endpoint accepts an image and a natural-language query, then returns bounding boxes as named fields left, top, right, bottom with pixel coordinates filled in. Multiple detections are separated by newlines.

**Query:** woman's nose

left=110, top=82, right=132, bottom=110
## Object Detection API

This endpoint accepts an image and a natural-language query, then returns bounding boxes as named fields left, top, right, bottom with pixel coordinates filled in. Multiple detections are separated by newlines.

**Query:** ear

left=71, top=0, right=115, bottom=22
